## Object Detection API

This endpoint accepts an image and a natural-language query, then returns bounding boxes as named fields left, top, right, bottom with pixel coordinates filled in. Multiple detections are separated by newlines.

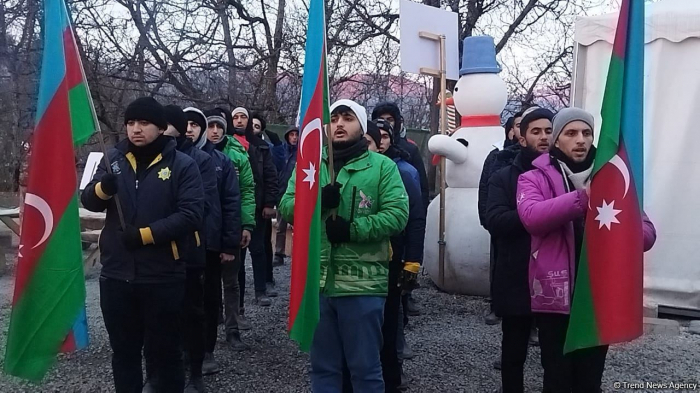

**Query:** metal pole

left=326, top=124, right=337, bottom=219
left=438, top=35, right=447, bottom=288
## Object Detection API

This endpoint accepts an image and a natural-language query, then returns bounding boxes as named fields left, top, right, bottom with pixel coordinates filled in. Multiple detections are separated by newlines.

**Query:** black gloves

left=122, top=225, right=144, bottom=250
left=325, top=216, right=351, bottom=244
left=100, top=173, right=118, bottom=196
left=400, top=262, right=421, bottom=290
left=321, top=183, right=342, bottom=210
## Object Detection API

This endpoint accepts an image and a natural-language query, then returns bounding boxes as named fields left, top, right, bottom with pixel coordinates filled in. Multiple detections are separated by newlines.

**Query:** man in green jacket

left=279, top=99, right=409, bottom=392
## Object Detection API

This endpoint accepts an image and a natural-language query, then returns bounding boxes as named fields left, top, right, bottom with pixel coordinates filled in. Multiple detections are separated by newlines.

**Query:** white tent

left=572, top=0, right=700, bottom=313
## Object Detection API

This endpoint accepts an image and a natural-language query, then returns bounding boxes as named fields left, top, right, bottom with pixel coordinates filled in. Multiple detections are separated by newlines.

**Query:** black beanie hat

left=371, top=102, right=403, bottom=139
left=504, top=116, right=515, bottom=137
left=184, top=108, right=208, bottom=135
left=520, top=108, right=554, bottom=136
left=365, top=121, right=382, bottom=149
left=124, top=97, right=167, bottom=131
left=252, top=112, right=267, bottom=133
left=374, top=118, right=394, bottom=145
left=163, top=105, right=187, bottom=136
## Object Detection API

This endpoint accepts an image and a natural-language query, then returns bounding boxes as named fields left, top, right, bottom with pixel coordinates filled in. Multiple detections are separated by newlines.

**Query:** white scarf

left=558, top=161, right=593, bottom=191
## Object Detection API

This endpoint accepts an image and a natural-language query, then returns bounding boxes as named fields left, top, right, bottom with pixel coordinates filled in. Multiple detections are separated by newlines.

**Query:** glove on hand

left=321, top=183, right=342, bottom=210
left=325, top=216, right=351, bottom=244
left=399, top=262, right=421, bottom=290
left=100, top=173, right=119, bottom=196
left=122, top=225, right=145, bottom=250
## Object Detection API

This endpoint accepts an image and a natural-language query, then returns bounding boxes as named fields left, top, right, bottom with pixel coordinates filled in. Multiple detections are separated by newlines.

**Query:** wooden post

left=419, top=31, right=448, bottom=287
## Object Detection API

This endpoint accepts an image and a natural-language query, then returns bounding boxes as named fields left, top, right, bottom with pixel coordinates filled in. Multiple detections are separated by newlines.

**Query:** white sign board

left=80, top=152, right=103, bottom=190
left=399, top=0, right=459, bottom=81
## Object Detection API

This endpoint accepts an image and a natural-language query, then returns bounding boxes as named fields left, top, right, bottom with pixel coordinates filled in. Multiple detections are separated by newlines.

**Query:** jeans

left=100, top=277, right=185, bottom=393
left=536, top=313, right=609, bottom=393
left=222, top=249, right=242, bottom=334
left=203, top=251, right=222, bottom=353
left=310, top=294, right=385, bottom=393
left=501, top=315, right=533, bottom=393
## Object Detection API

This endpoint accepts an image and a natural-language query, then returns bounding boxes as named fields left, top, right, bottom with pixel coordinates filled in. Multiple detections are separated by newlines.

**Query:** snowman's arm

left=428, top=135, right=468, bottom=164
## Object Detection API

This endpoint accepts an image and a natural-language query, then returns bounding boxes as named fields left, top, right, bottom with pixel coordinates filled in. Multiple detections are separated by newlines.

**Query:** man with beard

left=517, top=108, right=657, bottom=392
left=279, top=99, right=408, bottom=392
left=486, top=108, right=553, bottom=393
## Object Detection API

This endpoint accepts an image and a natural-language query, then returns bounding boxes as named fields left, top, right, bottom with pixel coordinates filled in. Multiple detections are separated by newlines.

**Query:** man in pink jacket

left=516, top=107, right=656, bottom=393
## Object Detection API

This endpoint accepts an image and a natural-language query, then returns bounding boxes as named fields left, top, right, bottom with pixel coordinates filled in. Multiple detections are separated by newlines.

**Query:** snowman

left=424, top=35, right=507, bottom=295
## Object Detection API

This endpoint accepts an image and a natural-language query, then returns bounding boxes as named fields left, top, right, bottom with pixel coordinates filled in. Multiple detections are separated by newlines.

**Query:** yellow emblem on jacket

left=158, top=167, right=171, bottom=181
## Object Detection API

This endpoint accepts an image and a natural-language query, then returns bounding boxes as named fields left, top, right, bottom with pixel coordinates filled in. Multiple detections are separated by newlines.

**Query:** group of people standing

left=479, top=107, right=657, bottom=393
left=82, top=96, right=429, bottom=393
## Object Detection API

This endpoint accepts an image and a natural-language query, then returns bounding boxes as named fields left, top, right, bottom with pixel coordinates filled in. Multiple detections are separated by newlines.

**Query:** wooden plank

left=0, top=216, right=20, bottom=236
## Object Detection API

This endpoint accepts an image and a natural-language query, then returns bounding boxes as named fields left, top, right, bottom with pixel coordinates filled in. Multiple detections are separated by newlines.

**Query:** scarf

left=128, top=134, right=168, bottom=169
left=332, top=137, right=368, bottom=171
left=551, top=146, right=596, bottom=191
left=383, top=145, right=410, bottom=162
left=519, top=146, right=540, bottom=172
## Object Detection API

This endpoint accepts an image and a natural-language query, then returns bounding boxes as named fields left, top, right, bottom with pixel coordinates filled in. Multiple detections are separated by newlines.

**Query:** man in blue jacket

left=82, top=97, right=204, bottom=393
left=365, top=119, right=426, bottom=393
left=273, top=126, right=298, bottom=266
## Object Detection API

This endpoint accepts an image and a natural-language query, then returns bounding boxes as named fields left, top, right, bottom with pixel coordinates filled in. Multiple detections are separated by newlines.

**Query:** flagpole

left=67, top=21, right=127, bottom=230
left=325, top=123, right=337, bottom=219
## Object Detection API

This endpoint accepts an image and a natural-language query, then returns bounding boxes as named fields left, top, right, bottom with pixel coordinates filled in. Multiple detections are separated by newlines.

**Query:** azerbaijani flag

left=4, top=0, right=95, bottom=380
left=565, top=0, right=645, bottom=353
left=288, top=0, right=329, bottom=351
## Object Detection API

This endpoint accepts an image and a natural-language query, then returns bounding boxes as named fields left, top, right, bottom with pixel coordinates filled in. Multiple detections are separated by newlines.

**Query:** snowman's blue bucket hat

left=459, top=35, right=502, bottom=76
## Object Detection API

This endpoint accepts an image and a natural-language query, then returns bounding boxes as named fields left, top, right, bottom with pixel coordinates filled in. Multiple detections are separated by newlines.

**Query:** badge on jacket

left=158, top=167, right=172, bottom=181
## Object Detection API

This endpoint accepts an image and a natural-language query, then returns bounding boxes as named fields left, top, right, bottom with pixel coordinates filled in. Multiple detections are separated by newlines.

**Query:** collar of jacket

left=115, top=137, right=176, bottom=171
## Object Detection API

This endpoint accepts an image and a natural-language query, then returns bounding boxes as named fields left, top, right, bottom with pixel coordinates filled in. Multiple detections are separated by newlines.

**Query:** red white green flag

left=288, top=0, right=329, bottom=351
left=565, top=0, right=645, bottom=353
left=4, top=0, right=94, bottom=380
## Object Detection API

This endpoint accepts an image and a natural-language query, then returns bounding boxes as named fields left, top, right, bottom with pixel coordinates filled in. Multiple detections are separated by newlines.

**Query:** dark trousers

left=501, top=315, right=533, bottom=393
left=222, top=250, right=242, bottom=335
left=183, top=269, right=205, bottom=378
left=100, top=277, right=185, bottom=393
left=241, top=214, right=268, bottom=295
left=536, top=313, right=608, bottom=393
left=381, top=259, right=403, bottom=393
left=264, top=217, right=274, bottom=283
left=489, top=240, right=496, bottom=310
left=203, top=252, right=222, bottom=353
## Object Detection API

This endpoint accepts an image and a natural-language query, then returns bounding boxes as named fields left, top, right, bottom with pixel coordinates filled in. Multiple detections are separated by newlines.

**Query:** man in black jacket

left=82, top=97, right=204, bottom=393
left=231, top=107, right=279, bottom=307
left=486, top=108, right=554, bottom=393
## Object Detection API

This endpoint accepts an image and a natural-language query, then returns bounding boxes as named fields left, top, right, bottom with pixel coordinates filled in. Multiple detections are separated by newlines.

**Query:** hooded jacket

left=246, top=134, right=279, bottom=212
left=82, top=138, right=204, bottom=283
left=274, top=127, right=298, bottom=202
left=219, top=135, right=256, bottom=231
left=390, top=156, right=426, bottom=265
left=479, top=143, right=520, bottom=228
left=517, top=153, right=657, bottom=314
left=201, top=140, right=242, bottom=254
left=279, top=149, right=409, bottom=297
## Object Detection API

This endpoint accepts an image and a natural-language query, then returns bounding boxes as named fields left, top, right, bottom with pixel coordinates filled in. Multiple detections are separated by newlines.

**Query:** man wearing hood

left=365, top=118, right=426, bottom=393
left=230, top=107, right=280, bottom=308
left=280, top=99, right=408, bottom=392
left=183, top=107, right=244, bottom=373
left=82, top=97, right=204, bottom=393
left=273, top=126, right=298, bottom=266
left=486, top=108, right=553, bottom=393
left=204, top=109, right=257, bottom=346
left=517, top=108, right=657, bottom=392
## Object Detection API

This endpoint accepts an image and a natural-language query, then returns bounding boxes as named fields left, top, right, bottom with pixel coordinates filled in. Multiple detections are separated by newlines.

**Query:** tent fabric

left=576, top=0, right=700, bottom=45
left=573, top=0, right=700, bottom=312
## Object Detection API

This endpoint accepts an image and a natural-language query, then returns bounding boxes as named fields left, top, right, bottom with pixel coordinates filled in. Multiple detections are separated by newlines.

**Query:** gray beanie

left=552, top=107, right=595, bottom=147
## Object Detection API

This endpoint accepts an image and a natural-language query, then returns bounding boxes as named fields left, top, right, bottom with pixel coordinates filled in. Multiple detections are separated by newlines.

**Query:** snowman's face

left=453, top=74, right=507, bottom=116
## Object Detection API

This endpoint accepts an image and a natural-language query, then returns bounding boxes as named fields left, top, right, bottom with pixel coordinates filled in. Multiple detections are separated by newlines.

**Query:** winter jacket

left=397, top=138, right=429, bottom=210
left=203, top=141, right=242, bottom=254
left=82, top=138, right=204, bottom=283
left=275, top=142, right=298, bottom=203
left=517, top=153, right=657, bottom=314
left=176, top=138, right=217, bottom=269
left=486, top=152, right=533, bottom=316
left=479, top=142, right=520, bottom=228
left=220, top=135, right=256, bottom=230
left=279, top=149, right=409, bottom=297
left=247, top=135, right=279, bottom=213
left=391, top=158, right=426, bottom=265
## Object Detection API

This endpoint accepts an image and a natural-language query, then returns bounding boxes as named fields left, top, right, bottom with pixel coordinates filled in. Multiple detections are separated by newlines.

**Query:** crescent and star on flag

left=593, top=154, right=631, bottom=231
left=18, top=193, right=55, bottom=258
left=299, top=118, right=323, bottom=190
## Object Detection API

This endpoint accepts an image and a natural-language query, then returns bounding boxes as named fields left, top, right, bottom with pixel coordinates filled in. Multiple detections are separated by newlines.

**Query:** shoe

left=266, top=282, right=279, bottom=297
left=142, top=380, right=156, bottom=393
left=484, top=311, right=501, bottom=325
left=226, top=331, right=250, bottom=352
left=406, top=295, right=421, bottom=316
left=529, top=328, right=539, bottom=346
left=201, top=353, right=221, bottom=375
left=401, top=341, right=415, bottom=360
left=273, top=254, right=285, bottom=266
left=238, top=309, right=252, bottom=331
left=398, top=369, right=409, bottom=391
left=493, top=359, right=502, bottom=370
left=255, top=291, right=272, bottom=306
left=184, top=377, right=206, bottom=393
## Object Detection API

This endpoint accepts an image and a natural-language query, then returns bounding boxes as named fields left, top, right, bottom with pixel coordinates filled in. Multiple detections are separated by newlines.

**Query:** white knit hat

left=330, top=99, right=368, bottom=135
